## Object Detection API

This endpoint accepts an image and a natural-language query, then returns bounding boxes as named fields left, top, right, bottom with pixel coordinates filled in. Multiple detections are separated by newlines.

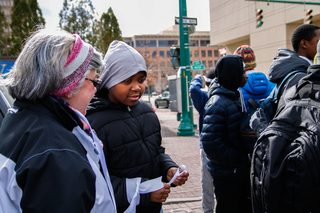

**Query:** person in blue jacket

left=189, top=68, right=215, bottom=213
left=234, top=45, right=275, bottom=109
left=201, top=55, right=250, bottom=213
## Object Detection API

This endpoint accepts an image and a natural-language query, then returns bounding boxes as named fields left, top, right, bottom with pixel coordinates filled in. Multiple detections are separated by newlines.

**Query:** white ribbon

left=125, top=177, right=164, bottom=213
left=168, top=165, right=187, bottom=185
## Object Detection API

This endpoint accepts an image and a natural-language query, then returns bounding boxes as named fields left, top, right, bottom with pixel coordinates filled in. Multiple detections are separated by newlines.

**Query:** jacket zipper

left=127, top=106, right=154, bottom=177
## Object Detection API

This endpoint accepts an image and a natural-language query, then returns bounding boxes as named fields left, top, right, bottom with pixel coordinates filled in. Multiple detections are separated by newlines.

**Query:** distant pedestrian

left=201, top=55, right=251, bottom=213
left=234, top=45, right=275, bottom=109
left=189, top=68, right=216, bottom=213
left=0, top=28, right=116, bottom=212
left=86, top=40, right=189, bottom=213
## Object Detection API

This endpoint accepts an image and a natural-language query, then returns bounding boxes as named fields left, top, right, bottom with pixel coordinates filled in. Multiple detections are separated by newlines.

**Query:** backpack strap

left=247, top=98, right=260, bottom=110
left=273, top=68, right=307, bottom=102
left=294, top=80, right=320, bottom=100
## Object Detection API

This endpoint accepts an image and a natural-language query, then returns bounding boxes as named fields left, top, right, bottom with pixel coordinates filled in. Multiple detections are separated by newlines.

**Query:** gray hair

left=1, top=28, right=102, bottom=100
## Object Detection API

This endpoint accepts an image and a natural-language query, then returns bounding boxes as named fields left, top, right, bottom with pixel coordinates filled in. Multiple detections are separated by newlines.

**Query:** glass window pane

left=200, top=40, right=210, bottom=47
left=208, top=50, right=212, bottom=57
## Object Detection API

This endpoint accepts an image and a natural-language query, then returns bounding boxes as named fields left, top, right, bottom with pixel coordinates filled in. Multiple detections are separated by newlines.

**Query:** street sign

left=193, top=61, right=201, bottom=66
left=192, top=65, right=205, bottom=70
left=175, top=17, right=197, bottom=25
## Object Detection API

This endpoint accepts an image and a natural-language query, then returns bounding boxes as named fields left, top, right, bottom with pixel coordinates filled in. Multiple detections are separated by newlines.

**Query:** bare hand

left=150, top=183, right=171, bottom=202
left=166, top=167, right=189, bottom=186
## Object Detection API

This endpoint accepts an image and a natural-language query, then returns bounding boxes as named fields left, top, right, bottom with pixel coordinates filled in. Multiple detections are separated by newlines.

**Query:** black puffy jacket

left=200, top=55, right=250, bottom=180
left=86, top=92, right=178, bottom=213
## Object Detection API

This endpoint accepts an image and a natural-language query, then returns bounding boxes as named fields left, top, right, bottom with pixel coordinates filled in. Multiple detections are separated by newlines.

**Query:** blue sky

left=37, top=0, right=211, bottom=37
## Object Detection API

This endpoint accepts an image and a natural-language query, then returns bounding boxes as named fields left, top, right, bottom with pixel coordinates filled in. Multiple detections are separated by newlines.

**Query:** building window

left=160, top=61, right=166, bottom=70
left=136, top=40, right=157, bottom=47
left=167, top=51, right=171, bottom=58
left=190, top=50, right=192, bottom=58
left=194, top=50, right=199, bottom=57
left=208, top=50, right=212, bottom=57
left=190, top=40, right=199, bottom=47
left=201, top=50, right=206, bottom=57
left=159, top=51, right=164, bottom=58
left=152, top=51, right=157, bottom=58
left=200, top=40, right=210, bottom=47
left=144, top=51, right=150, bottom=57
left=202, top=61, right=206, bottom=67
left=167, top=62, right=172, bottom=69
left=208, top=60, right=213, bottom=67
left=158, top=40, right=178, bottom=47
left=214, top=50, right=219, bottom=57
left=214, top=60, right=218, bottom=66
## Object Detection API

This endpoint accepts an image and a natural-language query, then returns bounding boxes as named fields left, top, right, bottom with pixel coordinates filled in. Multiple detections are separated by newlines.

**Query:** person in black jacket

left=200, top=55, right=249, bottom=213
left=0, top=28, right=116, bottom=212
left=250, top=24, right=320, bottom=137
left=86, top=40, right=189, bottom=213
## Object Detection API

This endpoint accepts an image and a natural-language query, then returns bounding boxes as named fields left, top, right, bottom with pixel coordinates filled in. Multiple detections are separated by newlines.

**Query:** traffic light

left=170, top=46, right=180, bottom=69
left=256, top=9, right=263, bottom=28
left=305, top=9, right=313, bottom=24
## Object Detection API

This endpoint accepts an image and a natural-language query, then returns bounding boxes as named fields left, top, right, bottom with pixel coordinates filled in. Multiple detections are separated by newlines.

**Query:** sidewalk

left=155, top=109, right=204, bottom=213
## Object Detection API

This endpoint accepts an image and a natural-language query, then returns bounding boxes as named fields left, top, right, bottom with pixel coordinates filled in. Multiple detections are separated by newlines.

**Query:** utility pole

left=177, top=0, right=194, bottom=136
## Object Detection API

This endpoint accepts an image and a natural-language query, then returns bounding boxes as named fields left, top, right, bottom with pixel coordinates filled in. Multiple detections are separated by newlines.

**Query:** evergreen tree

left=0, top=5, right=9, bottom=56
left=10, top=0, right=45, bottom=56
left=98, top=7, right=122, bottom=54
left=59, top=0, right=95, bottom=42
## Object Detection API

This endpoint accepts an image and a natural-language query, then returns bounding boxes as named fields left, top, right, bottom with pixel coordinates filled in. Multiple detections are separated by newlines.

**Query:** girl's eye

left=139, top=78, right=146, bottom=83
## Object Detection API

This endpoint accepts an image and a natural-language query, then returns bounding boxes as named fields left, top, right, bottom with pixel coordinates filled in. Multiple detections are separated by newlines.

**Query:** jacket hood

left=299, top=64, right=320, bottom=85
left=267, top=48, right=310, bottom=83
left=208, top=79, right=240, bottom=100
left=98, top=40, right=147, bottom=91
left=214, top=55, right=244, bottom=91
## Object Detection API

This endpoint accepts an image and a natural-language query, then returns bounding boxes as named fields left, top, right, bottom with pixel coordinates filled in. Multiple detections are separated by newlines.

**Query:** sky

left=37, top=0, right=211, bottom=37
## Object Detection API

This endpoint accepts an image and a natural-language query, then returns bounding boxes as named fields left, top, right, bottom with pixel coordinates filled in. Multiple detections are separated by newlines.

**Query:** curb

left=163, top=196, right=202, bottom=205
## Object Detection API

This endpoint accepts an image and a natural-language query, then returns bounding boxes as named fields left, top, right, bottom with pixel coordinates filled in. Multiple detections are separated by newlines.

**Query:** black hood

left=267, top=48, right=310, bottom=84
left=214, top=55, right=244, bottom=91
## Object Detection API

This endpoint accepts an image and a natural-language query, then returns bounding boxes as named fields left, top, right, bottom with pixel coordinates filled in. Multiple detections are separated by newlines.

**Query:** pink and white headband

left=53, top=34, right=94, bottom=97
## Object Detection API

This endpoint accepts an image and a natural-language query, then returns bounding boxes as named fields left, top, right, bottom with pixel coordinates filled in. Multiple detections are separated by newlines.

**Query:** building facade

left=124, top=25, right=224, bottom=93
left=0, top=0, right=12, bottom=24
left=209, top=0, right=320, bottom=74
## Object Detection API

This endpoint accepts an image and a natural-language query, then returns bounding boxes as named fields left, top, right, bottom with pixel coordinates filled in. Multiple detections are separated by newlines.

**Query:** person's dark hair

left=206, top=68, right=215, bottom=79
left=291, top=24, right=320, bottom=53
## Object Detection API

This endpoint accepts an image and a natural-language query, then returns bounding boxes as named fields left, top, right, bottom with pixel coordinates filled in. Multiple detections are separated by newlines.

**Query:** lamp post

left=177, top=0, right=195, bottom=136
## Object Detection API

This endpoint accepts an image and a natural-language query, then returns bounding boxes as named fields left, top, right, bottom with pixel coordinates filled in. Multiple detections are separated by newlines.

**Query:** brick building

left=123, top=25, right=224, bottom=93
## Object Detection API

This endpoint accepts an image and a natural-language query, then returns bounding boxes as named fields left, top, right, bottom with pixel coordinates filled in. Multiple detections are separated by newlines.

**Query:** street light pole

left=177, top=0, right=195, bottom=136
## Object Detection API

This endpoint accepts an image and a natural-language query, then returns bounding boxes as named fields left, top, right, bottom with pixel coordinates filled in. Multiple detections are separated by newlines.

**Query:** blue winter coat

left=239, top=72, right=275, bottom=109
left=189, top=75, right=208, bottom=148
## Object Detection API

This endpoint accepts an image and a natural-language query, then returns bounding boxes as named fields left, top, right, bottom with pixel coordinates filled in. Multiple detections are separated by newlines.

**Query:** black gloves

left=249, top=108, right=268, bottom=137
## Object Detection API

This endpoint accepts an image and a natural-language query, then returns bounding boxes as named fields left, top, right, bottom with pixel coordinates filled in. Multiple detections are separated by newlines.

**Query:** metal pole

left=177, top=0, right=194, bottom=136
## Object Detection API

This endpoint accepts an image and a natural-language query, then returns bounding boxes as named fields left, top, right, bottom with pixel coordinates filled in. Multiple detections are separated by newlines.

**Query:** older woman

left=0, top=29, right=116, bottom=213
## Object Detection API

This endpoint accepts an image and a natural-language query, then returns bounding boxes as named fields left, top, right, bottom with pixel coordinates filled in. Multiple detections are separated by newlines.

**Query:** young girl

left=86, top=40, right=188, bottom=213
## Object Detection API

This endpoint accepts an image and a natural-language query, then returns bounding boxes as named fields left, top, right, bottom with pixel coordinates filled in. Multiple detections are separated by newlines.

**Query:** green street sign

left=193, top=61, right=202, bottom=66
left=192, top=65, right=205, bottom=70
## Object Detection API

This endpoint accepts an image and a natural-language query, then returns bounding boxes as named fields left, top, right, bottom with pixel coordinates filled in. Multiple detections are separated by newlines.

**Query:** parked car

left=0, top=76, right=14, bottom=127
left=154, top=91, right=170, bottom=108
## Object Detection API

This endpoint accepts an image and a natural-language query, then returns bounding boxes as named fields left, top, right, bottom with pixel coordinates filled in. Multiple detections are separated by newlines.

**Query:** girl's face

left=108, top=71, right=146, bottom=106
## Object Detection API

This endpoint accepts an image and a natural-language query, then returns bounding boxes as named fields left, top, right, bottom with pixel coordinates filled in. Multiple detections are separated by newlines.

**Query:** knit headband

left=53, top=34, right=94, bottom=96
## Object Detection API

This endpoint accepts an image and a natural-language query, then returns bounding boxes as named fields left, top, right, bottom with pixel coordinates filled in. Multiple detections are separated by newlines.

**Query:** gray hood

left=267, top=48, right=310, bottom=84
left=98, top=40, right=147, bottom=91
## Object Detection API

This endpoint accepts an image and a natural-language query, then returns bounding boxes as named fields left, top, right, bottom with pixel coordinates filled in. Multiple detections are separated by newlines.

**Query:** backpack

left=251, top=80, right=320, bottom=213
left=240, top=68, right=307, bottom=154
